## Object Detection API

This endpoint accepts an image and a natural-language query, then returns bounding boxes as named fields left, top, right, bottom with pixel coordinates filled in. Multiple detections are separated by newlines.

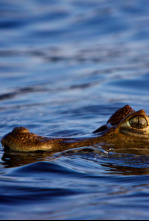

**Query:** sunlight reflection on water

left=0, top=0, right=149, bottom=220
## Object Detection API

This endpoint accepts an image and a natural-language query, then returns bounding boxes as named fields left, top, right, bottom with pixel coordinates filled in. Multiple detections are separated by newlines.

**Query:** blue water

left=0, top=0, right=149, bottom=219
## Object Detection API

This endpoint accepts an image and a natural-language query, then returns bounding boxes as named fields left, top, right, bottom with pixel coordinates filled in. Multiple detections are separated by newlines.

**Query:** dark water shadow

left=1, top=151, right=54, bottom=168
left=61, top=147, right=149, bottom=176
left=1, top=146, right=149, bottom=176
left=0, top=86, right=48, bottom=101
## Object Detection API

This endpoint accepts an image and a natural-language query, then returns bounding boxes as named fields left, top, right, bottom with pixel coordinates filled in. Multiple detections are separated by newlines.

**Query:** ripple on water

left=1, top=0, right=149, bottom=220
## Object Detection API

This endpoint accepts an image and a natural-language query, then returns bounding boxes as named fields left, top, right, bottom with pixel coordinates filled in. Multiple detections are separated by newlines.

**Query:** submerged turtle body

left=1, top=105, right=149, bottom=152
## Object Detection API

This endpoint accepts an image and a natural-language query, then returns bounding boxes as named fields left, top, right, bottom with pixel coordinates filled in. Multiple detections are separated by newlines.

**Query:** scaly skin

left=1, top=105, right=149, bottom=152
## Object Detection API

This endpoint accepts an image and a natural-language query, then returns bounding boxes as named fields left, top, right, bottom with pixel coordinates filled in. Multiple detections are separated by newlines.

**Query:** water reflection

left=1, top=0, right=149, bottom=219
left=102, top=163, right=149, bottom=176
left=2, top=151, right=53, bottom=168
left=2, top=146, right=149, bottom=176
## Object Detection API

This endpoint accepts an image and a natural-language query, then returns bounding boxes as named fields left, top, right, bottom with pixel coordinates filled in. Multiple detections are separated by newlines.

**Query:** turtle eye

left=129, top=116, right=148, bottom=129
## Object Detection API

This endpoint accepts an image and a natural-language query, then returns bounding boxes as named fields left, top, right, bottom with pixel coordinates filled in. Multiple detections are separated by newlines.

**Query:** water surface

left=0, top=0, right=149, bottom=220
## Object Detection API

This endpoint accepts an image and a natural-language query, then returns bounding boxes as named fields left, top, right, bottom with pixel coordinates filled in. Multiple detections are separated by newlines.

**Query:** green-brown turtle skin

left=1, top=105, right=149, bottom=153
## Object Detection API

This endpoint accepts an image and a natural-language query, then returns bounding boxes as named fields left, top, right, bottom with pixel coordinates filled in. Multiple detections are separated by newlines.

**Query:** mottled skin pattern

left=1, top=105, right=149, bottom=153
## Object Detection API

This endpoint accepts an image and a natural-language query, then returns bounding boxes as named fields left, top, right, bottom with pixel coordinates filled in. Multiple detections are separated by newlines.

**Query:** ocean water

left=0, top=0, right=149, bottom=219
